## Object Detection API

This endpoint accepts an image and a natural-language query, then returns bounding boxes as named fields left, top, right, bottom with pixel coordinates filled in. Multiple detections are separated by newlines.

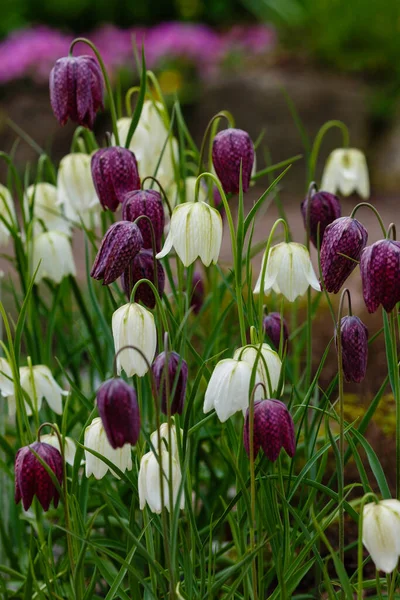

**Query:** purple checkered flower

left=15, top=442, right=63, bottom=511
left=91, top=147, right=140, bottom=212
left=361, top=239, right=400, bottom=313
left=122, top=190, right=165, bottom=252
left=243, top=399, right=295, bottom=462
left=121, top=249, right=165, bottom=308
left=301, top=190, right=341, bottom=248
left=212, top=128, right=254, bottom=194
left=152, top=351, right=188, bottom=416
left=336, top=316, right=368, bottom=382
left=263, top=312, right=289, bottom=352
left=96, top=378, right=140, bottom=449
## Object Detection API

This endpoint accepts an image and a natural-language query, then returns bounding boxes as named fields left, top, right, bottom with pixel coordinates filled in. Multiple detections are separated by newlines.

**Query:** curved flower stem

left=308, top=120, right=350, bottom=183
left=357, top=492, right=379, bottom=599
left=197, top=111, right=234, bottom=176
left=304, top=182, right=317, bottom=390
left=248, top=384, right=259, bottom=600
left=141, top=176, right=173, bottom=218
left=387, top=223, right=397, bottom=241
left=69, top=38, right=120, bottom=146
left=350, top=202, right=387, bottom=237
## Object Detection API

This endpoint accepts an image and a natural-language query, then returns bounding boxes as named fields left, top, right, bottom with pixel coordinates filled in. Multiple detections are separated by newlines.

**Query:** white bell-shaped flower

left=84, top=417, right=133, bottom=479
left=204, top=358, right=263, bottom=422
left=57, top=153, right=100, bottom=227
left=112, top=302, right=157, bottom=377
left=6, top=365, right=68, bottom=416
left=25, top=183, right=71, bottom=235
left=363, top=499, right=400, bottom=573
left=321, top=148, right=370, bottom=199
left=233, top=343, right=282, bottom=397
left=32, top=230, right=76, bottom=284
left=40, top=433, right=76, bottom=466
left=138, top=449, right=184, bottom=514
left=150, top=423, right=181, bottom=459
left=157, top=201, right=222, bottom=267
left=254, top=242, right=320, bottom=302
left=0, top=184, right=16, bottom=247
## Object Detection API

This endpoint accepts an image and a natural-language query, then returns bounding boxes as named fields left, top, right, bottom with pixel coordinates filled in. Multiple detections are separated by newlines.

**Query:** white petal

left=363, top=502, right=400, bottom=573
left=156, top=231, right=174, bottom=260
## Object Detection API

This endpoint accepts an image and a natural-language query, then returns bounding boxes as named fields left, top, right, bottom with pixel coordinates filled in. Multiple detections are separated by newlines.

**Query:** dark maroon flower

left=96, top=378, right=140, bottom=449
left=360, top=239, right=400, bottom=313
left=191, top=272, right=205, bottom=314
left=91, top=221, right=143, bottom=285
left=301, top=190, right=341, bottom=248
left=122, top=190, right=165, bottom=252
left=336, top=316, right=368, bottom=383
left=243, top=399, right=295, bottom=462
left=91, top=147, right=140, bottom=212
left=320, top=217, right=368, bottom=293
left=121, top=249, right=165, bottom=308
left=15, top=442, right=63, bottom=511
left=212, top=128, right=254, bottom=194
left=263, top=312, right=289, bottom=351
left=152, top=351, right=188, bottom=416
left=50, top=55, right=104, bottom=129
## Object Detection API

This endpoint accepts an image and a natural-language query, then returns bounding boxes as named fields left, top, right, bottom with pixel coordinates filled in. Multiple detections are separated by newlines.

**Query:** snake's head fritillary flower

left=150, top=424, right=181, bottom=459
left=363, top=500, right=400, bottom=573
left=6, top=364, right=68, bottom=417
left=301, top=190, right=341, bottom=248
left=39, top=434, right=76, bottom=466
left=263, top=312, right=289, bottom=352
left=33, top=231, right=76, bottom=285
left=243, top=399, right=295, bottom=462
left=84, top=417, right=133, bottom=479
left=91, top=221, right=143, bottom=285
left=121, top=249, right=165, bottom=308
left=57, top=153, right=100, bottom=226
left=320, top=217, right=368, bottom=293
left=122, top=189, right=165, bottom=252
left=233, top=343, right=282, bottom=397
left=138, top=449, right=184, bottom=514
left=15, top=442, right=63, bottom=511
left=212, top=128, right=254, bottom=194
left=50, top=55, right=104, bottom=129
left=25, top=183, right=70, bottom=236
left=254, top=242, right=320, bottom=302
left=96, top=378, right=140, bottom=449
left=157, top=201, right=222, bottom=267
left=321, top=148, right=370, bottom=199
left=360, top=239, right=400, bottom=313
left=152, top=351, right=188, bottom=416
left=112, top=303, right=157, bottom=377
left=91, top=147, right=140, bottom=212
left=336, top=316, right=368, bottom=383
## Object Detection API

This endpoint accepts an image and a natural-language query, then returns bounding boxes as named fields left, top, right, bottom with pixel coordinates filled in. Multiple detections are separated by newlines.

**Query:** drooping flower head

left=138, top=449, right=184, bottom=514
left=363, top=499, right=400, bottom=573
left=96, top=378, right=140, bottom=449
left=336, top=316, right=368, bottom=383
left=263, top=312, right=289, bottom=352
left=320, top=217, right=368, bottom=293
left=84, top=417, right=133, bottom=480
left=91, top=147, right=140, bottom=212
left=321, top=148, right=369, bottom=199
left=121, top=249, right=165, bottom=307
left=25, top=183, right=70, bottom=235
left=360, top=239, right=400, bottom=313
left=243, top=399, right=295, bottom=462
left=15, top=442, right=63, bottom=511
left=212, top=128, right=254, bottom=194
left=50, top=55, right=104, bottom=129
left=300, top=189, right=341, bottom=248
left=32, top=231, right=76, bottom=285
left=122, top=189, right=165, bottom=252
left=233, top=343, right=282, bottom=397
left=152, top=351, right=188, bottom=416
left=57, top=153, right=100, bottom=227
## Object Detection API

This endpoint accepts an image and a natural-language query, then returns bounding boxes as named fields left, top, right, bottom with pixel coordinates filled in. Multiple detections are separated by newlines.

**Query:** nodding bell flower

left=122, top=189, right=165, bottom=252
left=204, top=357, right=262, bottom=422
left=152, top=351, right=188, bottom=416
left=320, top=217, right=368, bottom=294
left=0, top=184, right=16, bottom=247
left=121, top=249, right=165, bottom=308
left=157, top=201, right=223, bottom=267
left=6, top=365, right=68, bottom=417
left=96, top=378, right=140, bottom=449
left=321, top=148, right=370, bottom=199
left=91, top=147, right=140, bottom=212
left=254, top=242, right=320, bottom=302
left=138, top=449, right=184, bottom=514
left=112, top=302, right=157, bottom=377
left=150, top=423, right=181, bottom=458
left=57, top=153, right=100, bottom=227
left=39, top=434, right=76, bottom=466
left=212, top=128, right=254, bottom=194
left=263, top=312, right=289, bottom=352
left=362, top=499, right=400, bottom=573
left=25, top=183, right=70, bottom=236
left=50, top=55, right=104, bottom=129
left=243, top=399, right=296, bottom=462
left=300, top=189, right=341, bottom=248
left=15, top=442, right=63, bottom=511
left=32, top=231, right=76, bottom=285
left=336, top=316, right=368, bottom=383
left=361, top=239, right=400, bottom=313
left=84, top=417, right=133, bottom=479
left=90, top=221, right=143, bottom=285
left=233, top=343, right=282, bottom=397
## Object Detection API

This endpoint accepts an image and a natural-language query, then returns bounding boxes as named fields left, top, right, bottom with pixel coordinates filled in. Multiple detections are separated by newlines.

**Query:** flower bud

left=243, top=399, right=295, bottom=462
left=91, top=221, right=143, bottom=285
left=84, top=417, right=132, bottom=479
left=263, top=312, right=289, bottom=351
left=121, top=249, right=165, bottom=308
left=15, top=442, right=63, bottom=511
left=363, top=499, right=400, bottom=573
left=96, top=378, right=140, bottom=449
left=301, top=190, right=341, bottom=248
left=122, top=189, right=165, bottom=252
left=336, top=316, right=368, bottom=383
left=320, top=217, right=368, bottom=293
left=361, top=239, right=400, bottom=313
left=212, top=128, right=254, bottom=194
left=152, top=351, right=188, bottom=416
left=91, top=147, right=140, bottom=212
left=50, top=55, right=104, bottom=129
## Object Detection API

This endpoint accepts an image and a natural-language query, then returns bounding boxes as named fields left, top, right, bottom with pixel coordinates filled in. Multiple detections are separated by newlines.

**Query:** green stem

left=248, top=386, right=258, bottom=600
left=197, top=112, right=234, bottom=175
left=390, top=310, right=400, bottom=498
left=357, top=493, right=379, bottom=599
left=309, top=120, right=349, bottom=182
left=350, top=202, right=387, bottom=237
